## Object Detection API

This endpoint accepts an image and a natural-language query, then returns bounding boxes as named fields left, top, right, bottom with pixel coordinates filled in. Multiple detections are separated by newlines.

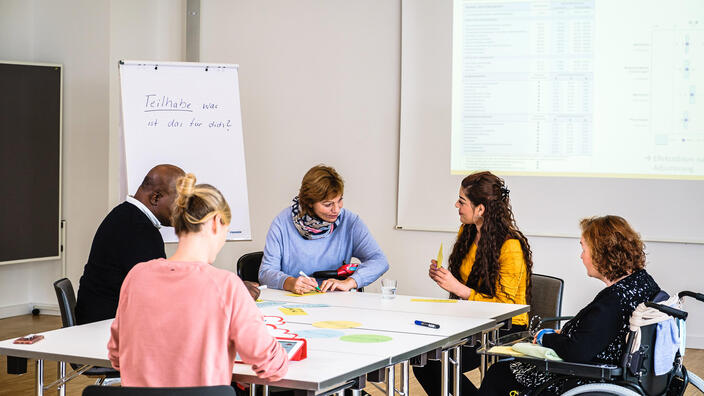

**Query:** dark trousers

left=412, top=325, right=526, bottom=396
left=477, top=360, right=524, bottom=396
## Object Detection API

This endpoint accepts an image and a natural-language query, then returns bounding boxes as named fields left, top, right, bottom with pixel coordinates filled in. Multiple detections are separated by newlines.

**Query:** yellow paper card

left=285, top=291, right=324, bottom=297
left=436, top=243, right=443, bottom=268
left=410, top=298, right=458, bottom=303
left=312, top=320, right=362, bottom=329
left=279, top=307, right=308, bottom=315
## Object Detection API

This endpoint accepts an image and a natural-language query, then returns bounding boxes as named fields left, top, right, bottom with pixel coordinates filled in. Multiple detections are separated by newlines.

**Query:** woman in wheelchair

left=477, top=215, right=661, bottom=395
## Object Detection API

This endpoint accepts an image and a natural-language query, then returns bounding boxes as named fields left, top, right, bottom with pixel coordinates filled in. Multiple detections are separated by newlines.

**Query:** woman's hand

left=320, top=277, right=358, bottom=292
left=428, top=259, right=471, bottom=299
left=533, top=328, right=557, bottom=345
left=283, top=276, right=319, bottom=294
left=243, top=281, right=261, bottom=300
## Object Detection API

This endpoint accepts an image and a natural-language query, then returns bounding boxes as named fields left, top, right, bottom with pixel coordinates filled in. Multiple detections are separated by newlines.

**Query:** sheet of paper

left=279, top=307, right=308, bottom=315
left=410, top=298, right=458, bottom=303
left=286, top=291, right=325, bottom=297
left=312, top=320, right=362, bottom=329
left=340, top=334, right=392, bottom=343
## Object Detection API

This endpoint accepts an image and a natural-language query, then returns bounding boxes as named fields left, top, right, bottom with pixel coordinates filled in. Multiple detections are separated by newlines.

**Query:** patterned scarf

left=291, top=196, right=340, bottom=240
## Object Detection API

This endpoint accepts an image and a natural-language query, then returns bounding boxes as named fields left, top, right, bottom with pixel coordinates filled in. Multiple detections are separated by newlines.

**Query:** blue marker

left=415, top=320, right=440, bottom=329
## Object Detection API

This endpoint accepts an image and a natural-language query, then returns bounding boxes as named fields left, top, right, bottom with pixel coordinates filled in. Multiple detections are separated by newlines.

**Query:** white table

left=0, top=290, right=524, bottom=396
left=258, top=290, right=527, bottom=395
left=259, top=289, right=528, bottom=324
left=0, top=320, right=394, bottom=396
left=260, top=304, right=492, bottom=345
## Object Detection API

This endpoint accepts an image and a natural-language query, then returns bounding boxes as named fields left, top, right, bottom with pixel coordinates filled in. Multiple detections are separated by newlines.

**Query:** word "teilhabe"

left=144, top=94, right=192, bottom=112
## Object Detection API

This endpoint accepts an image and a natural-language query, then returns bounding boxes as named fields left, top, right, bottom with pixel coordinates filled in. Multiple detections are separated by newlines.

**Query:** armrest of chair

left=539, top=316, right=574, bottom=328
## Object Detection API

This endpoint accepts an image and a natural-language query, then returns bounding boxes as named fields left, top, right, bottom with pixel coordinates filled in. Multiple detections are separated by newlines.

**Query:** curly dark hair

left=580, top=215, right=646, bottom=282
left=448, top=172, right=533, bottom=303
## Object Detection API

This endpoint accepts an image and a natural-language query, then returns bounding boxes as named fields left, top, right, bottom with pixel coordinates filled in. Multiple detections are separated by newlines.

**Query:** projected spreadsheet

left=451, top=0, right=704, bottom=178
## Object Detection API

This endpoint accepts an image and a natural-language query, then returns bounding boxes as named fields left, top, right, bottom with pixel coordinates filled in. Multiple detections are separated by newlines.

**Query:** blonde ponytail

left=171, top=174, right=231, bottom=235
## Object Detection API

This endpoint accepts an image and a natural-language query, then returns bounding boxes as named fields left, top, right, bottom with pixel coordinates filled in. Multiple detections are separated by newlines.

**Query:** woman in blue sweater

left=259, top=165, right=389, bottom=294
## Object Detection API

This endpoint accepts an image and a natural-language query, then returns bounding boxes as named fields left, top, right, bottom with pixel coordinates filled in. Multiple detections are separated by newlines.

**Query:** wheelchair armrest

left=528, top=358, right=622, bottom=380
left=539, top=316, right=574, bottom=327
left=644, top=302, right=688, bottom=320
left=678, top=291, right=704, bottom=303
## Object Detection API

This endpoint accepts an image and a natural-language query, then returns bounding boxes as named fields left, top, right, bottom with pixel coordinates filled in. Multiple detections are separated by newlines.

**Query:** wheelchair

left=480, top=290, right=704, bottom=395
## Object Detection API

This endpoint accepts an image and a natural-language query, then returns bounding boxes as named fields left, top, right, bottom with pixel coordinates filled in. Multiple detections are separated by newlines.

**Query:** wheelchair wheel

left=561, top=383, right=642, bottom=396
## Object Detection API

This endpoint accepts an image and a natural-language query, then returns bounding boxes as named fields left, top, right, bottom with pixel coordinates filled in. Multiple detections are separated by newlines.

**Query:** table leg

left=262, top=385, right=269, bottom=396
left=440, top=349, right=449, bottom=396
left=491, top=327, right=500, bottom=365
left=479, top=332, right=488, bottom=380
left=249, top=384, right=256, bottom=396
left=57, top=361, right=66, bottom=396
left=386, top=364, right=395, bottom=396
left=400, top=360, right=409, bottom=396
left=452, top=346, right=461, bottom=396
left=35, top=359, right=44, bottom=396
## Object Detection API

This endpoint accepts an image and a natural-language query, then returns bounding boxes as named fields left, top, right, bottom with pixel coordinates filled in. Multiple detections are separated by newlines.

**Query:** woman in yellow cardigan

left=413, top=171, right=533, bottom=396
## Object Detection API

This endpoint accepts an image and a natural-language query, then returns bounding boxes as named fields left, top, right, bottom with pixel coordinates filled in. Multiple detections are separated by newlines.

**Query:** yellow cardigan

left=458, top=238, right=529, bottom=326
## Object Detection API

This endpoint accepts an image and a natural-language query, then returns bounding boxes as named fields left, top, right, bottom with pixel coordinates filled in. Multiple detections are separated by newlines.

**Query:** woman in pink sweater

left=108, top=174, right=288, bottom=387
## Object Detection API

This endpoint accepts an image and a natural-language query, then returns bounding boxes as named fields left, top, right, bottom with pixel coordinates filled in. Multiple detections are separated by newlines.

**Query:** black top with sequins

left=510, top=269, right=660, bottom=391
left=543, top=269, right=660, bottom=364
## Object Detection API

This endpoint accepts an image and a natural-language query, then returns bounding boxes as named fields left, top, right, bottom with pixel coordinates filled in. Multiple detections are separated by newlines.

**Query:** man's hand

left=244, top=281, right=261, bottom=300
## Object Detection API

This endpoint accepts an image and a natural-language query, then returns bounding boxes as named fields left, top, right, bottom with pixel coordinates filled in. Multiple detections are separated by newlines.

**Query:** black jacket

left=75, top=202, right=166, bottom=324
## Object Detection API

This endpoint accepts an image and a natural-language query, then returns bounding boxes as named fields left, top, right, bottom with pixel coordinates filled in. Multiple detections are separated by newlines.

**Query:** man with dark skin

left=76, top=164, right=260, bottom=324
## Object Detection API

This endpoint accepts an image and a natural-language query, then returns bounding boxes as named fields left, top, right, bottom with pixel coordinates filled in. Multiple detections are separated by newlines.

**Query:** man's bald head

left=134, top=164, right=185, bottom=226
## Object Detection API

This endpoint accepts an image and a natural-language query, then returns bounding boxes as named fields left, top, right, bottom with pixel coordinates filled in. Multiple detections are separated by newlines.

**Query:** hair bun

left=175, top=173, right=197, bottom=208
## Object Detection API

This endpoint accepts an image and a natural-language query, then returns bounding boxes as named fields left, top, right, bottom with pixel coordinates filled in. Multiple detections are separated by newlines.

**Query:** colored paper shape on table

left=263, top=316, right=285, bottom=325
left=279, top=307, right=308, bottom=315
left=286, top=291, right=325, bottom=297
left=436, top=243, right=443, bottom=268
left=282, top=303, right=330, bottom=308
left=410, top=298, right=458, bottom=303
left=294, top=329, right=345, bottom=339
left=340, top=334, right=392, bottom=343
left=312, top=320, right=362, bottom=329
left=256, top=301, right=285, bottom=308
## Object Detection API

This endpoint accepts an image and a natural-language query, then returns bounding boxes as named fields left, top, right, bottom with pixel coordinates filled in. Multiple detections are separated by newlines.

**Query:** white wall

left=1, top=0, right=701, bottom=348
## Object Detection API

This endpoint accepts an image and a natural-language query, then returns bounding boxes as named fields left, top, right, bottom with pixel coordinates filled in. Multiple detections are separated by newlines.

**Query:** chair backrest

left=236, top=251, right=263, bottom=283
left=53, top=278, right=77, bottom=328
left=529, top=273, right=564, bottom=330
left=82, top=385, right=235, bottom=396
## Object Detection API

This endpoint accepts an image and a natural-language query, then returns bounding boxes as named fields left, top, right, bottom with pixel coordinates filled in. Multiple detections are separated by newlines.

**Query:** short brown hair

left=298, top=165, right=344, bottom=217
left=171, top=174, right=231, bottom=235
left=580, top=215, right=646, bottom=281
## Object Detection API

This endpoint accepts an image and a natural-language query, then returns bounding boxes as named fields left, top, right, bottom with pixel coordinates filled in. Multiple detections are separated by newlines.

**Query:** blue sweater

left=259, top=207, right=389, bottom=289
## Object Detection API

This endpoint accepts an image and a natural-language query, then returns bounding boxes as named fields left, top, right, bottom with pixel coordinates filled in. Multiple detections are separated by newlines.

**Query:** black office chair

left=530, top=273, right=570, bottom=330
left=53, top=278, right=120, bottom=383
left=82, top=385, right=235, bottom=396
left=236, top=251, right=263, bottom=283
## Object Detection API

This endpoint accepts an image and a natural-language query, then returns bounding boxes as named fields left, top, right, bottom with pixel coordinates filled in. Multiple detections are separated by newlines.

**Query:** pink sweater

left=107, top=259, right=288, bottom=387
